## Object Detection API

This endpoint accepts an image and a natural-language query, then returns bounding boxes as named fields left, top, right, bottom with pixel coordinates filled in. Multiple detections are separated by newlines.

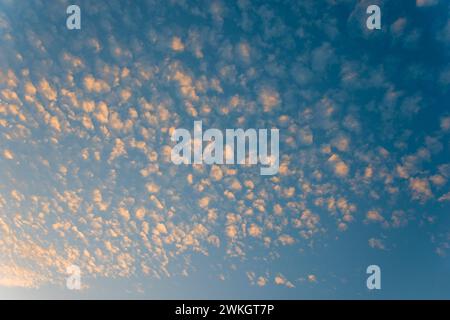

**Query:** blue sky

left=0, top=0, right=449, bottom=299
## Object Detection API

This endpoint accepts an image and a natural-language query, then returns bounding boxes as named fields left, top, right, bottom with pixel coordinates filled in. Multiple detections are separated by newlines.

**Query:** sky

left=0, top=0, right=449, bottom=299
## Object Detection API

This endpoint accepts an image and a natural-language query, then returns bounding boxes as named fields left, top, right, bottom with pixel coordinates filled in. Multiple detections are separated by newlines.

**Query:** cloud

left=274, top=274, right=295, bottom=288
left=278, top=234, right=295, bottom=245
left=299, top=128, right=313, bottom=145
left=332, top=136, right=350, bottom=152
left=364, top=166, right=373, bottom=179
left=171, top=67, right=199, bottom=101
left=198, top=197, right=210, bottom=209
left=368, top=238, right=385, bottom=250
left=328, top=154, right=350, bottom=177
left=311, top=43, right=335, bottom=72
left=391, top=18, right=407, bottom=37
left=120, top=89, right=132, bottom=102
left=24, top=81, right=37, bottom=96
left=39, top=79, right=57, bottom=101
left=248, top=224, right=262, bottom=237
left=118, top=207, right=130, bottom=221
left=440, top=116, right=450, bottom=131
left=155, top=223, right=168, bottom=234
left=0, top=0, right=448, bottom=297
left=430, top=175, right=446, bottom=186
left=3, top=149, right=14, bottom=160
left=92, top=189, right=108, bottom=211
left=273, top=204, right=283, bottom=215
left=391, top=210, right=408, bottom=228
left=225, top=225, right=238, bottom=238
left=257, top=276, right=267, bottom=287
left=49, top=116, right=61, bottom=132
left=259, top=87, right=280, bottom=112
left=438, top=192, right=450, bottom=202
left=334, top=161, right=349, bottom=177
left=238, top=42, right=250, bottom=60
left=83, top=75, right=110, bottom=93
left=109, top=138, right=127, bottom=162
left=146, top=183, right=160, bottom=193
left=366, top=210, right=384, bottom=223
left=135, top=207, right=146, bottom=220
left=0, top=264, right=47, bottom=288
